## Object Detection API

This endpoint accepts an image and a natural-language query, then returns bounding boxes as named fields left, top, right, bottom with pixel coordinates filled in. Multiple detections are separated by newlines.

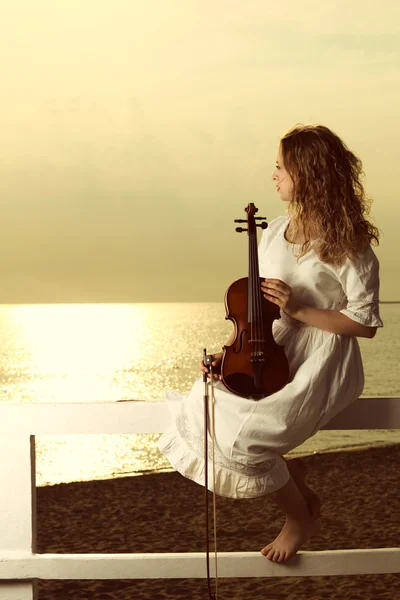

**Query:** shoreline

left=37, top=444, right=400, bottom=599
left=36, top=439, right=400, bottom=488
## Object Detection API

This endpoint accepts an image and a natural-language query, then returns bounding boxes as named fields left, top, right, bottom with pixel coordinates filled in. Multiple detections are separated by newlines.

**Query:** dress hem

left=158, top=427, right=290, bottom=500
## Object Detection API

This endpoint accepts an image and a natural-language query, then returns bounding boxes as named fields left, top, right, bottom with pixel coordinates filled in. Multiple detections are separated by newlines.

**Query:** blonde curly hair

left=280, top=124, right=379, bottom=266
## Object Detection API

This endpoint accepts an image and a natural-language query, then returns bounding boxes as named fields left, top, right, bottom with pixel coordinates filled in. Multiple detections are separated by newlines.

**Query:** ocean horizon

left=0, top=302, right=398, bottom=486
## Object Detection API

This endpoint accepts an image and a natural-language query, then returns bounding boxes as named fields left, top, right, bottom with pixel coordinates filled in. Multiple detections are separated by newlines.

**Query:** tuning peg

left=255, top=217, right=266, bottom=221
left=235, top=227, right=248, bottom=233
left=257, top=222, right=268, bottom=230
left=234, top=219, right=247, bottom=223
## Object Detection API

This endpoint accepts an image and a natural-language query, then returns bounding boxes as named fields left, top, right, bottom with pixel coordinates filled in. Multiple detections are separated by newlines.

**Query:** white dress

left=158, top=216, right=383, bottom=499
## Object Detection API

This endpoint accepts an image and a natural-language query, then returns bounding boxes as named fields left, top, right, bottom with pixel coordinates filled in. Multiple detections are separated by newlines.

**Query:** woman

left=159, top=124, right=383, bottom=562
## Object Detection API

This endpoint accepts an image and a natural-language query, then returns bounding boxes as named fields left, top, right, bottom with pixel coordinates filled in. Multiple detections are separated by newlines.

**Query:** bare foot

left=260, top=459, right=321, bottom=562
left=287, top=457, right=321, bottom=519
left=261, top=515, right=321, bottom=562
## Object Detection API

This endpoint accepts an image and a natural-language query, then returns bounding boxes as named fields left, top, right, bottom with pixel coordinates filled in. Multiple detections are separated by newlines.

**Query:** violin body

left=221, top=277, right=289, bottom=399
left=220, top=204, right=290, bottom=400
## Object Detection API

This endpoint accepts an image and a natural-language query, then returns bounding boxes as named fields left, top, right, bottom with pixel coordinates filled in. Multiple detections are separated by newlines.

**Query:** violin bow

left=203, top=350, right=218, bottom=600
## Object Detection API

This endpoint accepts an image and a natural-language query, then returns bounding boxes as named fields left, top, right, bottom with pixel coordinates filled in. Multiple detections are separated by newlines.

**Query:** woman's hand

left=260, top=278, right=304, bottom=318
left=199, top=351, right=223, bottom=380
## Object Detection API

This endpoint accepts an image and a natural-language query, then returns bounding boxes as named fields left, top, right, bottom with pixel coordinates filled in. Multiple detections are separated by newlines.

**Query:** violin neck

left=248, top=231, right=262, bottom=323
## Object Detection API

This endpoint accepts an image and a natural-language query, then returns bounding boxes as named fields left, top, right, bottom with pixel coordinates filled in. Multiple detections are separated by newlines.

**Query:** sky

left=1, top=0, right=399, bottom=302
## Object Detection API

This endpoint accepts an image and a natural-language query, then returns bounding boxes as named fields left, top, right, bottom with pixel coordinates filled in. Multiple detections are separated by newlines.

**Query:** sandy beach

left=37, top=444, right=400, bottom=599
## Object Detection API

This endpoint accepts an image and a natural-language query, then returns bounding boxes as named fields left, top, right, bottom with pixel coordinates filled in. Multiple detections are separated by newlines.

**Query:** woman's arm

left=292, top=305, right=377, bottom=338
left=261, top=278, right=377, bottom=339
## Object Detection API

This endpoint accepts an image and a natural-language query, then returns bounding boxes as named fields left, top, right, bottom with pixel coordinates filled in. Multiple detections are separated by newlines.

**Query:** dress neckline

left=283, top=217, right=317, bottom=248
left=283, top=218, right=303, bottom=246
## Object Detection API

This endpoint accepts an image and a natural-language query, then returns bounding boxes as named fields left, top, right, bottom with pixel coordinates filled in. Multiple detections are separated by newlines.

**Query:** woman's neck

left=285, top=218, right=317, bottom=244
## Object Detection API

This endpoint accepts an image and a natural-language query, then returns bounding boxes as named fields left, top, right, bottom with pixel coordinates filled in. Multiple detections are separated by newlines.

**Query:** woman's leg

left=286, top=457, right=321, bottom=519
left=261, top=466, right=321, bottom=562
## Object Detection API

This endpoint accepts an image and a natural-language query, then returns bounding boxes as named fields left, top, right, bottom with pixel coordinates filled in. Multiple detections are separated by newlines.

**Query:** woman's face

left=271, top=147, right=293, bottom=202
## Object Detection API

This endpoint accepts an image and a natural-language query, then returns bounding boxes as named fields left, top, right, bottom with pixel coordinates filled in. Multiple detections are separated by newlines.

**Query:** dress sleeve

left=335, top=246, right=383, bottom=328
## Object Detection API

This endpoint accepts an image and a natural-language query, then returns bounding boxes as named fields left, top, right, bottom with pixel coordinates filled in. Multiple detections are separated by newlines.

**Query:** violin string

left=252, top=231, right=261, bottom=354
left=248, top=234, right=253, bottom=343
left=255, top=232, right=263, bottom=353
left=251, top=234, right=256, bottom=354
left=253, top=235, right=258, bottom=352
left=250, top=236, right=253, bottom=348
left=254, top=236, right=259, bottom=353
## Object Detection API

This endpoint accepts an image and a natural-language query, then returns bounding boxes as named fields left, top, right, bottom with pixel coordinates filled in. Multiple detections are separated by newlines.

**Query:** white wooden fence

left=0, top=397, right=399, bottom=600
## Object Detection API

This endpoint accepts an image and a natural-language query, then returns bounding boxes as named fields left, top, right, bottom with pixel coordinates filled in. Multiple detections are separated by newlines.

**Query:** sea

left=0, top=302, right=399, bottom=487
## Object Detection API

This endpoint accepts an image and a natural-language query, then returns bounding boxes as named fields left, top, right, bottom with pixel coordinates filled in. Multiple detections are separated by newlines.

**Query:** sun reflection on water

left=0, top=303, right=398, bottom=486
left=4, top=303, right=160, bottom=402
left=12, top=303, right=145, bottom=376
left=1, top=303, right=231, bottom=485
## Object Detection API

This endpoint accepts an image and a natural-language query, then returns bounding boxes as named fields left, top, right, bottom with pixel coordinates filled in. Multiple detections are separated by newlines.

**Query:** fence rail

left=0, top=397, right=399, bottom=600
left=1, top=548, right=400, bottom=580
left=0, top=396, right=400, bottom=434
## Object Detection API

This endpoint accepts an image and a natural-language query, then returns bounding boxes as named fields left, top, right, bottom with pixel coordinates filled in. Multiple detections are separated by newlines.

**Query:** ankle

left=284, top=512, right=314, bottom=529
left=274, top=479, right=312, bottom=520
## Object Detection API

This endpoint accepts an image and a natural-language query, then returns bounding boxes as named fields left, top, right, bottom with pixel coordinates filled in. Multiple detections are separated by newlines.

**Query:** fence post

left=0, top=435, right=37, bottom=600
left=0, top=583, right=38, bottom=600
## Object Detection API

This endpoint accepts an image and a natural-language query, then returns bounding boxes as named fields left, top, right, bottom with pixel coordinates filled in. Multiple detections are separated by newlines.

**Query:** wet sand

left=37, top=444, right=400, bottom=599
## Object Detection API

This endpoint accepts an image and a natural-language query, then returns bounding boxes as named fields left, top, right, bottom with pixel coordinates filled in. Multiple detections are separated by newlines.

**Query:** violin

left=220, top=203, right=289, bottom=399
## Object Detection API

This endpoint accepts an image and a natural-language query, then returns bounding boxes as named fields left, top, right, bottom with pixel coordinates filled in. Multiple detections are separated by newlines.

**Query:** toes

left=261, top=546, right=275, bottom=561
left=267, top=549, right=276, bottom=561
left=268, top=548, right=278, bottom=562
left=261, top=544, right=272, bottom=557
left=262, top=547, right=292, bottom=563
left=276, top=550, right=285, bottom=562
left=275, top=550, right=288, bottom=562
